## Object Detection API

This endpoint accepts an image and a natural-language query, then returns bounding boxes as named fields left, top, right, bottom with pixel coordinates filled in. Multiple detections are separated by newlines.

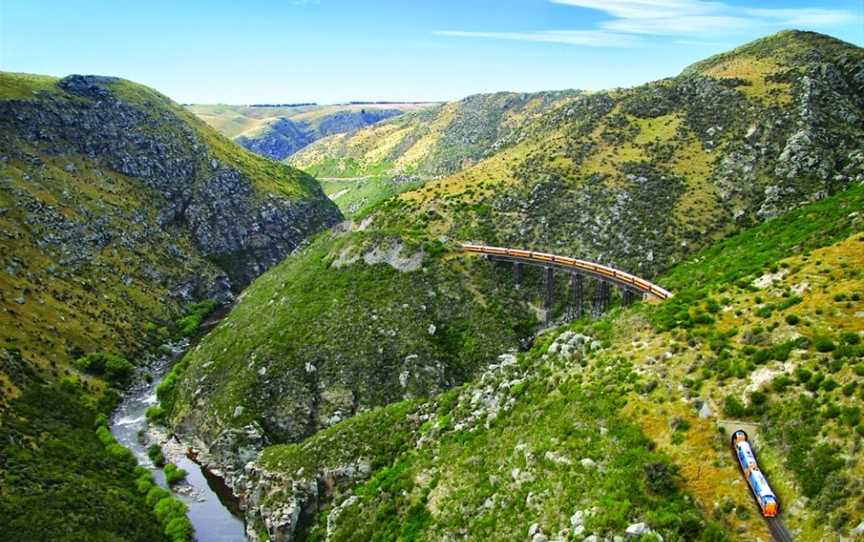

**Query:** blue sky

left=1, top=0, right=862, bottom=104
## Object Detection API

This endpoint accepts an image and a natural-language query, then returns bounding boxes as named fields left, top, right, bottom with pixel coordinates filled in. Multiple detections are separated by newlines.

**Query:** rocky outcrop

left=0, top=74, right=342, bottom=287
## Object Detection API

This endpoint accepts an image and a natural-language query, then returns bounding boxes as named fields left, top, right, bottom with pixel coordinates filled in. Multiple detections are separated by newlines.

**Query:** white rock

left=580, top=458, right=597, bottom=469
left=570, top=510, right=584, bottom=528
left=698, top=402, right=713, bottom=419
left=528, top=523, right=541, bottom=536
left=233, top=406, right=245, bottom=418
left=544, top=450, right=572, bottom=466
left=852, top=521, right=864, bottom=536
left=626, top=522, right=651, bottom=538
left=428, top=323, right=437, bottom=335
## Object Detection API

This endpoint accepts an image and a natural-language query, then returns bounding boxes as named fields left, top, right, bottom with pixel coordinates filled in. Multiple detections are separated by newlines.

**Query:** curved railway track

left=767, top=518, right=795, bottom=542
left=460, top=243, right=673, bottom=301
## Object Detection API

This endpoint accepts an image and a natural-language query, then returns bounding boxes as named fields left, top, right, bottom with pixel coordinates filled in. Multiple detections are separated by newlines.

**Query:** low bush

left=814, top=337, right=836, bottom=353
left=174, top=300, right=220, bottom=338
left=147, top=444, right=166, bottom=467
left=75, top=352, right=135, bottom=384
left=164, top=463, right=187, bottom=486
left=723, top=395, right=746, bottom=418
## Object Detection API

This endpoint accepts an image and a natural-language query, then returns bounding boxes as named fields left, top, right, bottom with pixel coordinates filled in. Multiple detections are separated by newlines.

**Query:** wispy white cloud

left=435, top=30, right=636, bottom=47
left=744, top=8, right=855, bottom=27
left=438, top=0, right=855, bottom=48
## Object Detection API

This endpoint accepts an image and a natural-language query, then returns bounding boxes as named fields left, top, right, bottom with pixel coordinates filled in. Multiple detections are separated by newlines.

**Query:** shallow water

left=110, top=342, right=248, bottom=542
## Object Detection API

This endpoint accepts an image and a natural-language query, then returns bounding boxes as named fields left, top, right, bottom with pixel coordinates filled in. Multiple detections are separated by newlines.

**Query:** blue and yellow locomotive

left=732, top=430, right=779, bottom=517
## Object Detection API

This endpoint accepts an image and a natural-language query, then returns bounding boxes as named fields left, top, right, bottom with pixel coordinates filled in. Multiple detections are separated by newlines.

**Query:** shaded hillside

left=0, top=72, right=340, bottom=540
left=188, top=103, right=426, bottom=161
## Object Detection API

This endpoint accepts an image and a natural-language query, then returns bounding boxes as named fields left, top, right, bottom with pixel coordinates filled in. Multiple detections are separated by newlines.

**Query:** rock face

left=1, top=74, right=342, bottom=287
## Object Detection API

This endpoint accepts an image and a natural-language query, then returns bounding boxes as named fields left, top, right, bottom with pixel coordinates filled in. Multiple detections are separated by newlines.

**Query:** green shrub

left=75, top=352, right=135, bottom=384
left=785, top=314, right=800, bottom=325
left=822, top=378, right=839, bottom=392
left=163, top=463, right=187, bottom=486
left=165, top=515, right=194, bottom=542
left=644, top=461, right=681, bottom=495
left=145, top=405, right=165, bottom=422
left=106, top=443, right=136, bottom=465
left=174, top=300, right=220, bottom=338
left=814, top=337, right=836, bottom=353
left=772, top=375, right=793, bottom=393
left=147, top=444, right=166, bottom=467
left=841, top=332, right=860, bottom=345
left=723, top=395, right=746, bottom=418
left=96, top=425, right=114, bottom=446
left=805, top=372, right=825, bottom=392
left=145, top=486, right=171, bottom=507
left=154, top=497, right=188, bottom=523
left=750, top=390, right=768, bottom=406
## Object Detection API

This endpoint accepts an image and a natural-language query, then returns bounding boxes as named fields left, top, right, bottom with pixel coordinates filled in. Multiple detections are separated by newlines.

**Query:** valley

left=1, top=24, right=863, bottom=542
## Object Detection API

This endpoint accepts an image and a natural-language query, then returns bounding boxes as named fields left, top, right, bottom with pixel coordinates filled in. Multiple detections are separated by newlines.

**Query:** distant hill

left=186, top=102, right=434, bottom=161
left=289, top=90, right=580, bottom=216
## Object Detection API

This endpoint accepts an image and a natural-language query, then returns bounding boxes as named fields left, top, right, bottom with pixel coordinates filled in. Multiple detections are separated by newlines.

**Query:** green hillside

left=239, top=181, right=864, bottom=542
left=0, top=72, right=340, bottom=540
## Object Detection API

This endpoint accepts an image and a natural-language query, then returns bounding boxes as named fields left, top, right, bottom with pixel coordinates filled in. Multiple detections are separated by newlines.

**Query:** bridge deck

left=461, top=243, right=673, bottom=301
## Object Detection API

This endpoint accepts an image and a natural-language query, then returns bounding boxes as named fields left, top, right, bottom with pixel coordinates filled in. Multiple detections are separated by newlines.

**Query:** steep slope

left=169, top=231, right=536, bottom=445
left=289, top=90, right=579, bottom=216
left=374, top=30, right=864, bottom=278
left=187, top=103, right=425, bottom=161
left=234, top=182, right=864, bottom=542
left=0, top=72, right=340, bottom=540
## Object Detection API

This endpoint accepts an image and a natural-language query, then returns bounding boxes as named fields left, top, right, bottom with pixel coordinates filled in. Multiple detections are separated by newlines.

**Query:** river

left=110, top=338, right=248, bottom=542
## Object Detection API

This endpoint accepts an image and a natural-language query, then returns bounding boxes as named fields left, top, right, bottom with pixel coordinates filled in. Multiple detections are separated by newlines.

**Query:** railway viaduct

left=461, top=243, right=673, bottom=322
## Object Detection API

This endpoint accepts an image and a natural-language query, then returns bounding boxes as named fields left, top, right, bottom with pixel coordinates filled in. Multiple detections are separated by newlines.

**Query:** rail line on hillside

left=460, top=243, right=673, bottom=301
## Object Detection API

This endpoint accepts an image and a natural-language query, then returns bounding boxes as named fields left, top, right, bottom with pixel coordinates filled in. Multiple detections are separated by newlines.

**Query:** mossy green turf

left=320, top=175, right=426, bottom=218
left=168, top=231, right=536, bottom=443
